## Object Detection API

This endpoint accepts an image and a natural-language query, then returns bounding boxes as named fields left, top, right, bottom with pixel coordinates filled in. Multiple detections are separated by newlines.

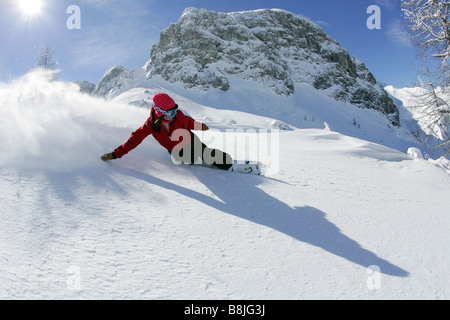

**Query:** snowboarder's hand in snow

left=101, top=153, right=115, bottom=161
left=202, top=123, right=209, bottom=131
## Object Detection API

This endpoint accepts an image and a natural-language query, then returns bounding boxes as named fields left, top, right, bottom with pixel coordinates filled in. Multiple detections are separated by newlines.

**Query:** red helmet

left=153, top=93, right=176, bottom=117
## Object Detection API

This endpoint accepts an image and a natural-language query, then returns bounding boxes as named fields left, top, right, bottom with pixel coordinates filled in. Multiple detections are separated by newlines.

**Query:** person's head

left=152, top=93, right=178, bottom=120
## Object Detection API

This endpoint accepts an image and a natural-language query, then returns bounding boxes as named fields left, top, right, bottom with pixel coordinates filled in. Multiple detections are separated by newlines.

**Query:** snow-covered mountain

left=145, top=7, right=398, bottom=125
left=1, top=70, right=449, bottom=299
left=81, top=8, right=429, bottom=159
left=92, top=8, right=398, bottom=123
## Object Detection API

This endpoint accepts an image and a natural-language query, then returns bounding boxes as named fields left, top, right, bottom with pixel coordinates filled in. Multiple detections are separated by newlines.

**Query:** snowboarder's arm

left=111, top=121, right=153, bottom=159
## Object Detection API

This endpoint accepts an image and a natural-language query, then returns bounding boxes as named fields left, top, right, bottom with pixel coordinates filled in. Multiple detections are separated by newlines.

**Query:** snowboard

left=200, top=160, right=262, bottom=175
left=229, top=160, right=262, bottom=175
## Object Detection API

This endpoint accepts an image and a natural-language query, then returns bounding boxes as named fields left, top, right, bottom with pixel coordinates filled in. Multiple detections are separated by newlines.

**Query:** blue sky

left=0, top=0, right=418, bottom=87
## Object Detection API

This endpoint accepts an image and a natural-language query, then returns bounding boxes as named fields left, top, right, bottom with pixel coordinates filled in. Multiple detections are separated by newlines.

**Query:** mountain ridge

left=77, top=7, right=450, bottom=159
left=91, top=7, right=399, bottom=126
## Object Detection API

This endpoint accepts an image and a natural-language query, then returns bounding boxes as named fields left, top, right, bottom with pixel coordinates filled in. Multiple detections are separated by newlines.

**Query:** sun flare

left=18, top=0, right=44, bottom=17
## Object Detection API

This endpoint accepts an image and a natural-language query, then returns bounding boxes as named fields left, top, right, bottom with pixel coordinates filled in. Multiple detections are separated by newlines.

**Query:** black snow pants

left=170, top=132, right=233, bottom=171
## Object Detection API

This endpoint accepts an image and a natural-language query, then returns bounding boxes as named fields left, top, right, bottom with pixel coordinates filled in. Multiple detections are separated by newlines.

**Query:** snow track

left=1, top=71, right=449, bottom=299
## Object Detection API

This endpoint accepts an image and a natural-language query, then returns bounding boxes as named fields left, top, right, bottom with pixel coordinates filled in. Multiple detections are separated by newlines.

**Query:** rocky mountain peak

left=94, top=7, right=399, bottom=125
left=144, top=8, right=399, bottom=125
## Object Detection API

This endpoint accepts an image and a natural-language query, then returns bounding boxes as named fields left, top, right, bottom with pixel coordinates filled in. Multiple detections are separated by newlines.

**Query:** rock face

left=145, top=8, right=399, bottom=125
left=95, top=7, right=400, bottom=125
left=76, top=80, right=96, bottom=95
left=94, top=66, right=136, bottom=98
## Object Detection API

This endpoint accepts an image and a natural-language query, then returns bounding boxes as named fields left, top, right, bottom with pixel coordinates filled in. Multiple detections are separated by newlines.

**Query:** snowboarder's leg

left=203, top=146, right=233, bottom=170
left=198, top=134, right=233, bottom=170
left=171, top=132, right=233, bottom=171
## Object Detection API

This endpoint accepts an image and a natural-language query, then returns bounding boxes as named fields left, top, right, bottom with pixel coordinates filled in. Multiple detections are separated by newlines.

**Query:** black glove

left=101, top=153, right=115, bottom=161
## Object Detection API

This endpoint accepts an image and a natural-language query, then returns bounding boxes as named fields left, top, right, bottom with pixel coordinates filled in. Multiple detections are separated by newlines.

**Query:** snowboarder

left=101, top=92, right=234, bottom=170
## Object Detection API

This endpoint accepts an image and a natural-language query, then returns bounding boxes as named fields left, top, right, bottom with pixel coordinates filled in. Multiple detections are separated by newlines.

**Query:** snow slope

left=1, top=71, right=450, bottom=299
left=98, top=66, right=420, bottom=157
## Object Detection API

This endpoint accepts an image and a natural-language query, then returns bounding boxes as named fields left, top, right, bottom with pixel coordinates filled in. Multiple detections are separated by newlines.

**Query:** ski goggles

left=154, top=104, right=178, bottom=118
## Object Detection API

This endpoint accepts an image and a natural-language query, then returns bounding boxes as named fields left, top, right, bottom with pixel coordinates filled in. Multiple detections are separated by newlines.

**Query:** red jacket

left=113, top=109, right=203, bottom=159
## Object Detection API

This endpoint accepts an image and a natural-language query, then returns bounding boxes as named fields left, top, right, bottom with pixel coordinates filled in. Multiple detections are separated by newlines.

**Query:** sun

left=18, top=0, right=44, bottom=17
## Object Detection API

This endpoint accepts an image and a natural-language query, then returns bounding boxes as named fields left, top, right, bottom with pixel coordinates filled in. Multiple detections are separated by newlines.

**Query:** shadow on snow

left=114, top=160, right=409, bottom=278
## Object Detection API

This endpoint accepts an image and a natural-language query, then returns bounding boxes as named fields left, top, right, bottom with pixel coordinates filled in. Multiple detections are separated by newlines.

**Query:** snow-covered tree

left=402, top=0, right=450, bottom=64
left=35, top=44, right=57, bottom=70
left=415, top=61, right=450, bottom=156
left=402, top=0, right=450, bottom=156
